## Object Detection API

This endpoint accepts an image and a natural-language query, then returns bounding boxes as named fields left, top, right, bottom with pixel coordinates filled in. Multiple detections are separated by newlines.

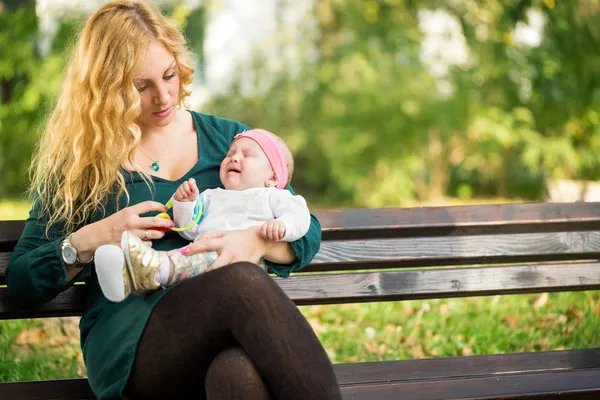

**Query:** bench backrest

left=2, top=202, right=600, bottom=319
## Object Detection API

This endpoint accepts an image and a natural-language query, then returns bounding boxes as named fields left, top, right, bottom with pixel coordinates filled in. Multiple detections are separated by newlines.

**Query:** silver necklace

left=139, top=113, right=178, bottom=172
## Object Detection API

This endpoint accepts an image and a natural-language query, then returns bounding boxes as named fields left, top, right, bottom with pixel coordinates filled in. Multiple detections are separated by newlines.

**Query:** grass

left=1, top=293, right=598, bottom=382
left=300, top=292, right=600, bottom=363
left=1, top=199, right=599, bottom=382
left=0, top=318, right=84, bottom=382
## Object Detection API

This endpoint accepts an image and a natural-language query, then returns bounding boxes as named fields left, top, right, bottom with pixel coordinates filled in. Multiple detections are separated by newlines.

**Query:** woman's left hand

left=181, top=226, right=270, bottom=271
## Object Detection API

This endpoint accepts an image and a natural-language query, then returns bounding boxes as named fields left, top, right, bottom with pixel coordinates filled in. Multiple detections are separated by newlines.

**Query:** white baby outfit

left=166, top=187, right=311, bottom=273
left=173, top=187, right=311, bottom=243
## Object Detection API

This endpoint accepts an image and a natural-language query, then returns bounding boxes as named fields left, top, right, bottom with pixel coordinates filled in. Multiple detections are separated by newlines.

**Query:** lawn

left=1, top=200, right=599, bottom=382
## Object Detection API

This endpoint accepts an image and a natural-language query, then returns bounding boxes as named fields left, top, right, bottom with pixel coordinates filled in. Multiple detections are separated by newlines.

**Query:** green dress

left=6, top=111, right=322, bottom=399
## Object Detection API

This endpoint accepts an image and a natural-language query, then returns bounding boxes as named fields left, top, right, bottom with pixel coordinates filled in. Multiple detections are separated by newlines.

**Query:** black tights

left=125, top=262, right=342, bottom=399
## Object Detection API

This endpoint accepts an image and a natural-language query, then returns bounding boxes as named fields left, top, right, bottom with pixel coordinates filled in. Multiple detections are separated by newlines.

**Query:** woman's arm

left=263, top=239, right=296, bottom=265
left=7, top=200, right=172, bottom=306
left=184, top=212, right=322, bottom=277
left=7, top=203, right=82, bottom=307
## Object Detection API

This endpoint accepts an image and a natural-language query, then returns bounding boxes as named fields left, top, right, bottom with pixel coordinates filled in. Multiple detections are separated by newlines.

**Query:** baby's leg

left=166, top=250, right=268, bottom=285
left=96, top=233, right=267, bottom=302
left=165, top=249, right=217, bottom=284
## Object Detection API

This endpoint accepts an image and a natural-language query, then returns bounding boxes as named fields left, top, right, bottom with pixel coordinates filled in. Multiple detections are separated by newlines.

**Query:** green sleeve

left=265, top=187, right=322, bottom=279
left=6, top=202, right=83, bottom=306
left=199, top=112, right=323, bottom=278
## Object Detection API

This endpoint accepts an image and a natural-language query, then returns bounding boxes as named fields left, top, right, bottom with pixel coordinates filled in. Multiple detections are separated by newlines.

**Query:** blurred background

left=2, top=0, right=600, bottom=209
left=1, top=0, right=600, bottom=384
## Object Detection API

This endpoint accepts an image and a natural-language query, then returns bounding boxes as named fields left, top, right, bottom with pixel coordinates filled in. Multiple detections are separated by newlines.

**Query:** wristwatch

left=61, top=234, right=93, bottom=268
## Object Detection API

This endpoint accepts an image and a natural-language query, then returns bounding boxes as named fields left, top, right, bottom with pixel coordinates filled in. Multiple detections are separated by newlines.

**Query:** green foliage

left=1, top=1, right=599, bottom=206
left=0, top=4, right=73, bottom=198
left=205, top=0, right=600, bottom=206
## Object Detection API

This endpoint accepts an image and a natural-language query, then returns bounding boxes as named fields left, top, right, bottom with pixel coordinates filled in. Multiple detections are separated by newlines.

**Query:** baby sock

left=153, top=250, right=269, bottom=287
left=165, top=250, right=217, bottom=284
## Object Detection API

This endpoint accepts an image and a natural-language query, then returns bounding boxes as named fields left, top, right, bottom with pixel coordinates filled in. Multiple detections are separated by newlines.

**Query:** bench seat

left=2, top=349, right=600, bottom=399
left=2, top=203, right=600, bottom=399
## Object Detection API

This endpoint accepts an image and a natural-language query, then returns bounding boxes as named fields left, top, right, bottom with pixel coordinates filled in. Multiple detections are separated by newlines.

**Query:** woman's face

left=134, top=40, right=180, bottom=129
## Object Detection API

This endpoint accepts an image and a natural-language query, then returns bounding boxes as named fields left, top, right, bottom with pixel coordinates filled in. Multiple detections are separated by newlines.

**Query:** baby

left=95, top=129, right=311, bottom=302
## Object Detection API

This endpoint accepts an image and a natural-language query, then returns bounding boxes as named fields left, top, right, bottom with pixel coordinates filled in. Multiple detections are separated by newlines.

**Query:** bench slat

left=335, top=348, right=600, bottom=385
left=0, top=220, right=25, bottom=251
left=309, top=230, right=600, bottom=272
left=277, top=262, right=600, bottom=305
left=2, top=262, right=599, bottom=318
left=4, top=230, right=600, bottom=283
left=2, top=350, right=599, bottom=400
left=315, top=202, right=600, bottom=240
left=0, top=379, right=94, bottom=400
left=340, top=368, right=600, bottom=400
left=3, top=203, right=600, bottom=248
left=0, top=285, right=88, bottom=319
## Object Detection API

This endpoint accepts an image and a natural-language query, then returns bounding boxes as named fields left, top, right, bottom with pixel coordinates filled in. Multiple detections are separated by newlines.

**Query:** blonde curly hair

left=29, top=1, right=195, bottom=236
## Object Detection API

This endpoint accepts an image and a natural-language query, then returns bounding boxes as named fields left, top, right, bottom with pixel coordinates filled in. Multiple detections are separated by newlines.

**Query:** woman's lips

left=154, top=107, right=172, bottom=118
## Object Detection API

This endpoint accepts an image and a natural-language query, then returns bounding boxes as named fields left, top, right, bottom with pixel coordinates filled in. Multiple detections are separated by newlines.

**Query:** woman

left=6, top=1, right=342, bottom=399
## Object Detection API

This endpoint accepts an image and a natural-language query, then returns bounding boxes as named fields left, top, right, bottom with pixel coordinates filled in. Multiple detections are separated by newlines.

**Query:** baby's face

left=220, top=138, right=275, bottom=190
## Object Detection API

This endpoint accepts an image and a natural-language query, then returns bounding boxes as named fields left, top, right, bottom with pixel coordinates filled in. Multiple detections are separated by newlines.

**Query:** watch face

left=63, top=245, right=77, bottom=265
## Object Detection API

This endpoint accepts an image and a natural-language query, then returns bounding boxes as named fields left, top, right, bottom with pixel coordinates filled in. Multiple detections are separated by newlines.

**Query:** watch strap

left=63, top=234, right=94, bottom=266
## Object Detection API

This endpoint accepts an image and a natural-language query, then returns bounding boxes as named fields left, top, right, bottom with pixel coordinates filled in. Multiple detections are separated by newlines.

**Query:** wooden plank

left=1, top=252, right=10, bottom=279
left=0, top=220, right=25, bottom=251
left=334, top=349, right=600, bottom=385
left=339, top=368, right=600, bottom=400
left=2, top=353, right=600, bottom=400
left=307, top=231, right=600, bottom=272
left=4, top=230, right=600, bottom=283
left=3, top=262, right=600, bottom=317
left=0, top=378, right=94, bottom=400
left=0, top=286, right=88, bottom=319
left=314, top=202, right=600, bottom=240
left=3, top=203, right=600, bottom=246
left=276, top=262, right=600, bottom=305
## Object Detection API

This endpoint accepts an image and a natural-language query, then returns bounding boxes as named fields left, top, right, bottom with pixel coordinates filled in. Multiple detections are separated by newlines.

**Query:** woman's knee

left=205, top=347, right=271, bottom=399
left=213, top=262, right=281, bottom=300
left=207, top=346, right=251, bottom=375
left=216, top=261, right=270, bottom=285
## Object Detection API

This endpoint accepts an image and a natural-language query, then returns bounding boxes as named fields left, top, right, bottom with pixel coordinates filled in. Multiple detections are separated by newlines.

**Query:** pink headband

left=233, top=129, right=289, bottom=189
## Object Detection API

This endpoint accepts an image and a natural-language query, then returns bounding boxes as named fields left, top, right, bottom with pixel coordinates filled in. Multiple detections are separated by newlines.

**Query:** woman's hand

left=70, top=201, right=174, bottom=261
left=181, top=226, right=270, bottom=271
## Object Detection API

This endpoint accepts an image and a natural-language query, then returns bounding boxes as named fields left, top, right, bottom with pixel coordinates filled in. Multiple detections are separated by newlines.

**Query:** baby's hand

left=261, top=219, right=286, bottom=241
left=174, top=178, right=199, bottom=202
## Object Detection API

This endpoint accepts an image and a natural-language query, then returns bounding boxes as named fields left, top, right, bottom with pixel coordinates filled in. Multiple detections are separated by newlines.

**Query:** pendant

left=151, top=162, right=160, bottom=172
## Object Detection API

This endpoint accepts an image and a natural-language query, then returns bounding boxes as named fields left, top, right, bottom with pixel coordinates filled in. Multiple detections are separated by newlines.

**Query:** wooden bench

left=2, top=202, right=600, bottom=399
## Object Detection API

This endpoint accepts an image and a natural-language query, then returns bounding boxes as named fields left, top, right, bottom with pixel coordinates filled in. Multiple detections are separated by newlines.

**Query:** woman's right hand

left=70, top=201, right=174, bottom=261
